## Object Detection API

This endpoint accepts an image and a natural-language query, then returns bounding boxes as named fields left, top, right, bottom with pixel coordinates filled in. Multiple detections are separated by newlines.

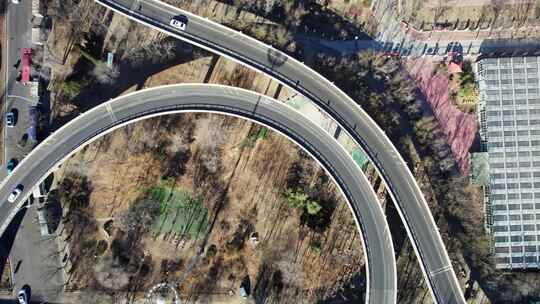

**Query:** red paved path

left=406, top=58, right=478, bottom=175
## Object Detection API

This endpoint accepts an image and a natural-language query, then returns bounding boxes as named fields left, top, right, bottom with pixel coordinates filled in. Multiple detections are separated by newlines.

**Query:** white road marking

left=105, top=103, right=117, bottom=122
left=430, top=265, right=452, bottom=277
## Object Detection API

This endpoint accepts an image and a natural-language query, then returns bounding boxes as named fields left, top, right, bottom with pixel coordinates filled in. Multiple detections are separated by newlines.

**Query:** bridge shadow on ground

left=51, top=38, right=207, bottom=131
left=0, top=210, right=27, bottom=293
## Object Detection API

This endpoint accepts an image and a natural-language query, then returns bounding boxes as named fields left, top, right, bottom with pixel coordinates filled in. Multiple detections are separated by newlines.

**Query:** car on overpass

left=8, top=185, right=24, bottom=203
left=170, top=15, right=188, bottom=31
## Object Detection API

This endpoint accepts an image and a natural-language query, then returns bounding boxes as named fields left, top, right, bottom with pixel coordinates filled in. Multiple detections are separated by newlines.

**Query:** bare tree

left=432, top=0, right=449, bottom=23
left=491, top=0, right=506, bottom=21
left=126, top=39, right=179, bottom=66
left=93, top=253, right=130, bottom=290
left=49, top=0, right=108, bottom=42
left=118, top=199, right=160, bottom=234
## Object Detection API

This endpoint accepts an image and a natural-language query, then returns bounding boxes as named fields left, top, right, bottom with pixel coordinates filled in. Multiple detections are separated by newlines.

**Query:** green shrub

left=63, top=80, right=84, bottom=99
left=309, top=240, right=322, bottom=254
left=306, top=200, right=322, bottom=215
left=283, top=188, right=309, bottom=209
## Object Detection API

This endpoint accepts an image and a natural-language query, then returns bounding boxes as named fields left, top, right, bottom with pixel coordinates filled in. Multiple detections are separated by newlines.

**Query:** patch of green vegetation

left=76, top=44, right=100, bottom=65
left=238, top=127, right=268, bottom=148
left=306, top=200, right=322, bottom=215
left=283, top=188, right=333, bottom=232
left=309, top=240, right=322, bottom=254
left=257, top=127, right=268, bottom=139
left=63, top=80, right=86, bottom=99
left=456, top=61, right=478, bottom=104
left=284, top=189, right=323, bottom=215
left=459, top=62, right=475, bottom=83
left=458, top=83, right=477, bottom=100
left=283, top=188, right=311, bottom=209
left=351, top=148, right=369, bottom=170
left=150, top=181, right=208, bottom=240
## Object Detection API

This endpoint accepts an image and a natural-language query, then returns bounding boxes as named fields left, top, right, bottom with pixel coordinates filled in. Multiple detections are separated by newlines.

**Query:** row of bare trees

left=312, top=50, right=502, bottom=299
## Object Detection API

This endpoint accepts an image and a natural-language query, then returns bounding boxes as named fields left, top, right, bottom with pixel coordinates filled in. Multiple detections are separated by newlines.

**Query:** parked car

left=6, top=110, right=16, bottom=127
left=6, top=159, right=18, bottom=174
left=170, top=15, right=188, bottom=30
left=17, top=288, right=28, bottom=304
left=8, top=185, right=23, bottom=203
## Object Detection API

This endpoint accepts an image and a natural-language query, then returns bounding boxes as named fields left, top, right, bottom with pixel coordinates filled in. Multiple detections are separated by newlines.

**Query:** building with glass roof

left=476, top=56, right=540, bottom=269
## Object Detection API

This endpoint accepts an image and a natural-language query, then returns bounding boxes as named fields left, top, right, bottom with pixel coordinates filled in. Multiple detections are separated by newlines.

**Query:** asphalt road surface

left=4, top=2, right=62, bottom=303
left=8, top=207, right=64, bottom=303
left=5, top=0, right=37, bottom=170
left=0, top=84, right=396, bottom=303
left=94, top=1, right=465, bottom=303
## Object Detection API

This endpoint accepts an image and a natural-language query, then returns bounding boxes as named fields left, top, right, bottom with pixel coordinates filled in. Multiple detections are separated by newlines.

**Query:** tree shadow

left=45, top=190, right=62, bottom=234
left=203, top=54, right=220, bottom=83
left=37, top=67, right=53, bottom=142
left=231, top=0, right=370, bottom=41
left=318, top=270, right=366, bottom=303
left=478, top=38, right=540, bottom=58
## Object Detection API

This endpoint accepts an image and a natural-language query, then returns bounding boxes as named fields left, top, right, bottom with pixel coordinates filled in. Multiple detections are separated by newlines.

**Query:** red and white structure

left=21, top=48, right=32, bottom=85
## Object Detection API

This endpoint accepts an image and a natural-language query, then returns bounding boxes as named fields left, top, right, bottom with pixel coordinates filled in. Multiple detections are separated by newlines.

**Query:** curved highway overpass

left=0, top=84, right=396, bottom=303
left=93, top=1, right=466, bottom=303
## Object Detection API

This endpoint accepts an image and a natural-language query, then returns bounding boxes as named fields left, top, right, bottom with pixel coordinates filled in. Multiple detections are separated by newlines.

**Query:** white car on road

left=8, top=185, right=23, bottom=203
left=170, top=15, right=188, bottom=31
